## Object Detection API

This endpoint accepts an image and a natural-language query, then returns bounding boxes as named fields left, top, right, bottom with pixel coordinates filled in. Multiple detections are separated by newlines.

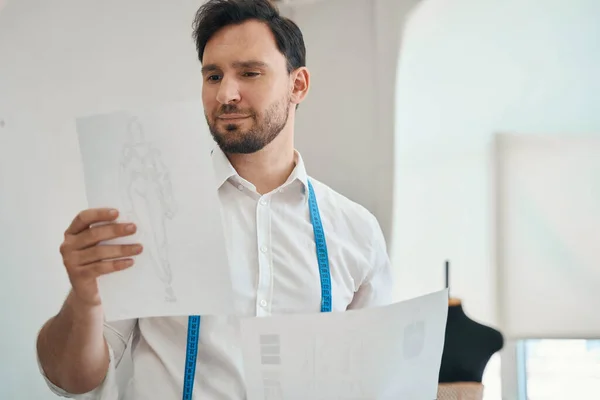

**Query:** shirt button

left=260, top=198, right=268, bottom=206
left=260, top=299, right=268, bottom=308
left=237, top=184, right=244, bottom=191
left=260, top=245, right=268, bottom=253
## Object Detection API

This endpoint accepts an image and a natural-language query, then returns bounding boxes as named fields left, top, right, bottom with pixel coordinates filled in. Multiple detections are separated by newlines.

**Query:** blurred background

left=1, top=0, right=599, bottom=399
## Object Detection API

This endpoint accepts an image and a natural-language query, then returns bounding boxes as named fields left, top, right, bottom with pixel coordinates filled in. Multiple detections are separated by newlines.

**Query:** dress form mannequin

left=438, top=297, right=504, bottom=383
left=437, top=262, right=504, bottom=400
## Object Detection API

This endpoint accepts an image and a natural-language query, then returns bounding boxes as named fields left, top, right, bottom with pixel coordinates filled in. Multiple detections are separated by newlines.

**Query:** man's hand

left=59, top=208, right=143, bottom=307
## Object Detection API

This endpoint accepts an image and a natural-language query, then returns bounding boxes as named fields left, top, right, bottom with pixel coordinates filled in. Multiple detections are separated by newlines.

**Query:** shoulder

left=308, top=177, right=384, bottom=245
left=308, top=176, right=391, bottom=297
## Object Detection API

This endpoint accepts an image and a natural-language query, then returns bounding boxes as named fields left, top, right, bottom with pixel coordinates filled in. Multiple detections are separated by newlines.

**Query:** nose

left=216, top=76, right=241, bottom=105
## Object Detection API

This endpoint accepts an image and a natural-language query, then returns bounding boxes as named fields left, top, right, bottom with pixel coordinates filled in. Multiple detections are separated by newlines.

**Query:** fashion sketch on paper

left=119, top=116, right=178, bottom=302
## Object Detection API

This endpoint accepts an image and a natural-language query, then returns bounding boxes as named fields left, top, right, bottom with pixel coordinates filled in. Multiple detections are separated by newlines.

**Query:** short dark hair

left=192, top=0, right=306, bottom=74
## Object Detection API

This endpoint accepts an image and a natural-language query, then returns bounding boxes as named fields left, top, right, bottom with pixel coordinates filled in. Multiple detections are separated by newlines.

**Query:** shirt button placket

left=256, top=195, right=272, bottom=316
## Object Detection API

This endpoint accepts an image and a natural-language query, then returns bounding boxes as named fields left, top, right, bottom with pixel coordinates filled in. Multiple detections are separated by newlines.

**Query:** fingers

left=74, top=258, right=136, bottom=280
left=65, top=208, right=119, bottom=236
left=73, top=222, right=138, bottom=250
left=72, top=244, right=143, bottom=266
left=93, top=258, right=136, bottom=276
left=60, top=209, right=142, bottom=305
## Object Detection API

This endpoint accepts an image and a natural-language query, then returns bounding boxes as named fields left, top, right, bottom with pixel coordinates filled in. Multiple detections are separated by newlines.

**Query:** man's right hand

left=59, top=208, right=143, bottom=307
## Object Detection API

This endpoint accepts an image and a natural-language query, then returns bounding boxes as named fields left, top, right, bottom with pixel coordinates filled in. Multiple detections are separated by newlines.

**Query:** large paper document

left=76, top=100, right=234, bottom=321
left=240, top=290, right=449, bottom=400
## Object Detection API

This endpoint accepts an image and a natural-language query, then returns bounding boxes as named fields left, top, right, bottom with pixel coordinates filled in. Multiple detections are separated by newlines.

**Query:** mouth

left=217, top=114, right=251, bottom=121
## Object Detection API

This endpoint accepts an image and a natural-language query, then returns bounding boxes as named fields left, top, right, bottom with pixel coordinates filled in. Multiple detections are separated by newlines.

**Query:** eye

left=243, top=72, right=261, bottom=78
left=207, top=74, right=221, bottom=82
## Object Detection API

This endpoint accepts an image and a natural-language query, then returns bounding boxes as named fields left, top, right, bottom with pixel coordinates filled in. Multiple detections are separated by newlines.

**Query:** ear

left=290, top=67, right=310, bottom=106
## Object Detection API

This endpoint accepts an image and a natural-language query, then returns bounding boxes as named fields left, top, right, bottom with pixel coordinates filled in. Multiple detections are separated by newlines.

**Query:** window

left=520, top=339, right=600, bottom=400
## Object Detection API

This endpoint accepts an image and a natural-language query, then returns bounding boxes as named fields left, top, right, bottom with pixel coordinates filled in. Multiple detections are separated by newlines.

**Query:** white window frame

left=500, top=340, right=528, bottom=400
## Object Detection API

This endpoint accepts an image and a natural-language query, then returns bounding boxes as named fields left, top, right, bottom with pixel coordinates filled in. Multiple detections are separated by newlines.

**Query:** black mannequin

left=438, top=297, right=504, bottom=383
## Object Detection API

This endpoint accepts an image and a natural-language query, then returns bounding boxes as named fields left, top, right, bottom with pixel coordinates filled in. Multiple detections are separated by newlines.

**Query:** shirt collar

left=211, top=146, right=238, bottom=190
left=211, top=145, right=309, bottom=193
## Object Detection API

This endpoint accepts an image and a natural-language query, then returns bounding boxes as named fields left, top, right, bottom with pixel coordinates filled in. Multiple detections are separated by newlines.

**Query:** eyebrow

left=201, top=60, right=269, bottom=75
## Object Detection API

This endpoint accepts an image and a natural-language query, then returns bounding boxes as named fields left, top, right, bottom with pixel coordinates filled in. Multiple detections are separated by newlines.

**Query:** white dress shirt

left=38, top=146, right=393, bottom=399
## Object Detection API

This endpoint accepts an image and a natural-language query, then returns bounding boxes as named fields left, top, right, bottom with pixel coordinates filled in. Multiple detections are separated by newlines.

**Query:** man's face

left=201, top=20, right=292, bottom=154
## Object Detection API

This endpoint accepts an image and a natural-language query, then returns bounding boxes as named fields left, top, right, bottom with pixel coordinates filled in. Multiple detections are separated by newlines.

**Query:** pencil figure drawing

left=119, top=116, right=178, bottom=302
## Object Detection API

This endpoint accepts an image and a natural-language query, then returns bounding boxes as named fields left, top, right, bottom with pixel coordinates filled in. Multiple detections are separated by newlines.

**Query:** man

left=36, top=0, right=393, bottom=398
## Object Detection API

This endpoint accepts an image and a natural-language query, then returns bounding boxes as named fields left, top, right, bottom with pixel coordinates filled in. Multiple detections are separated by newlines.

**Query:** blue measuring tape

left=182, top=179, right=332, bottom=399
left=307, top=180, right=332, bottom=313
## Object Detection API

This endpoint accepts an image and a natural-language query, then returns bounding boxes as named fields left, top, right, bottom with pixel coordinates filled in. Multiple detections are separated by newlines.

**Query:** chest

left=218, top=184, right=368, bottom=316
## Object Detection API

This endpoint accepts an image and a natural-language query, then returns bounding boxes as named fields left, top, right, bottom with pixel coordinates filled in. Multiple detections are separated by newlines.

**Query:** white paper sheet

left=240, top=290, right=448, bottom=400
left=76, top=100, right=234, bottom=321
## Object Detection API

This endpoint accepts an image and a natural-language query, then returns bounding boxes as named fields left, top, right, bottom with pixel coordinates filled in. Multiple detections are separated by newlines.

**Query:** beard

left=206, top=96, right=290, bottom=154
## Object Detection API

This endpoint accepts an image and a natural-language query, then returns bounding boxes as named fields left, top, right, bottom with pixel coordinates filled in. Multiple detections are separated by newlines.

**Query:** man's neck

left=226, top=136, right=296, bottom=195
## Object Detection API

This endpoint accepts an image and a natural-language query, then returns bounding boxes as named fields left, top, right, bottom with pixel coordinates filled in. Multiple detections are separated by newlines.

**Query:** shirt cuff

left=36, top=342, right=119, bottom=399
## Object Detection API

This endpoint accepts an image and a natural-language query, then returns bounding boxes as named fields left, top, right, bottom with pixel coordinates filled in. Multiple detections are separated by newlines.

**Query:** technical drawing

left=313, top=332, right=368, bottom=399
left=403, top=320, right=426, bottom=359
left=262, top=370, right=283, bottom=400
left=119, top=116, right=178, bottom=302
left=260, top=335, right=283, bottom=400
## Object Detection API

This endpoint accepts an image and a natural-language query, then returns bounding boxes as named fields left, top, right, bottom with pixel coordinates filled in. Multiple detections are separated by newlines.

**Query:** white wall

left=391, top=0, right=600, bottom=329
left=0, top=0, right=417, bottom=398
left=281, top=0, right=420, bottom=245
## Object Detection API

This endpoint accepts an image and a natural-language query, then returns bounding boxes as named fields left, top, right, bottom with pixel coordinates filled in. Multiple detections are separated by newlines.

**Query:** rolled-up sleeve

left=347, top=216, right=394, bottom=310
left=37, top=319, right=137, bottom=399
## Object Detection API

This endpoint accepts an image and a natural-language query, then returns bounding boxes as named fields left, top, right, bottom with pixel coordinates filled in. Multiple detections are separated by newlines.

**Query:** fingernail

left=126, top=224, right=136, bottom=232
left=134, top=244, right=143, bottom=253
left=109, top=209, right=118, bottom=217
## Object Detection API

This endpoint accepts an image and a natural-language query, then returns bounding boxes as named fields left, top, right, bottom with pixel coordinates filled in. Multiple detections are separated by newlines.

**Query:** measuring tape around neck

left=307, top=180, right=332, bottom=313
left=182, top=179, right=332, bottom=399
